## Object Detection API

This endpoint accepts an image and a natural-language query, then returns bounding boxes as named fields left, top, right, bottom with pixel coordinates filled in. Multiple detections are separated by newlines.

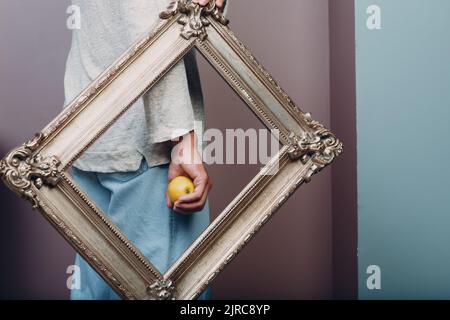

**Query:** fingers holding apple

left=167, top=170, right=212, bottom=214
left=166, top=174, right=211, bottom=214
left=167, top=176, right=195, bottom=203
left=175, top=172, right=212, bottom=213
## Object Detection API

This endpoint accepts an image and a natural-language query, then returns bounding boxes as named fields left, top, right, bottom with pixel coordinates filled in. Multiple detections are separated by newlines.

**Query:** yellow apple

left=167, top=176, right=195, bottom=203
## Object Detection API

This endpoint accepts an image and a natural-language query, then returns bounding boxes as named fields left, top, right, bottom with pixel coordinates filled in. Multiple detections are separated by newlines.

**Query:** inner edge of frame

left=164, top=147, right=291, bottom=279
left=208, top=17, right=316, bottom=135
left=177, top=154, right=314, bottom=300
left=37, top=14, right=180, bottom=158
left=33, top=183, right=139, bottom=299
left=58, top=173, right=163, bottom=281
left=195, top=38, right=291, bottom=144
left=61, top=36, right=196, bottom=171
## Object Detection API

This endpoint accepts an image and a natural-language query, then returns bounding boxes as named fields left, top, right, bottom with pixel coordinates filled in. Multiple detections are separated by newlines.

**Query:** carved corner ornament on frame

left=0, top=0, right=342, bottom=300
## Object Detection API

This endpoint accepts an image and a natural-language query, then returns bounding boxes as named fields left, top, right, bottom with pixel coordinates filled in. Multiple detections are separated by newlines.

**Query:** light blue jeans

left=70, top=159, right=212, bottom=300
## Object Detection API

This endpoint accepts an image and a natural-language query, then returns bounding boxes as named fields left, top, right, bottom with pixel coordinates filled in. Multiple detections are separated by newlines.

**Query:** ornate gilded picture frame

left=0, top=1, right=342, bottom=300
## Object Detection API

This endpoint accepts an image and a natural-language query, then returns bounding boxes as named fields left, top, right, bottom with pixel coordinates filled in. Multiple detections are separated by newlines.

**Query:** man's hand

left=166, top=131, right=212, bottom=214
left=192, top=0, right=226, bottom=8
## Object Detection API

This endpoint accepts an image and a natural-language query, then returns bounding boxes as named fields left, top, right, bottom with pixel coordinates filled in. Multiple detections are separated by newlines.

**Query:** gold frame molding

left=0, top=0, right=342, bottom=300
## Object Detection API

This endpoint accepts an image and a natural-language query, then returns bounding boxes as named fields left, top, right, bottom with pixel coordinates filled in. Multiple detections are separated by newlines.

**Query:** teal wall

left=356, top=0, right=450, bottom=299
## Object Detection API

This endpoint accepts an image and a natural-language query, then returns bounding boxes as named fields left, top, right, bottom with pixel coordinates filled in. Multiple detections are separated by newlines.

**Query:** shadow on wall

left=0, top=142, right=30, bottom=299
left=0, top=142, right=74, bottom=299
left=0, top=0, right=75, bottom=299
left=199, top=0, right=334, bottom=299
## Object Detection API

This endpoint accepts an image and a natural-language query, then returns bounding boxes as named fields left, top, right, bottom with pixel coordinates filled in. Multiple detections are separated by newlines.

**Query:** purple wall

left=329, top=0, right=358, bottom=299
left=202, top=0, right=333, bottom=299
left=0, top=0, right=74, bottom=299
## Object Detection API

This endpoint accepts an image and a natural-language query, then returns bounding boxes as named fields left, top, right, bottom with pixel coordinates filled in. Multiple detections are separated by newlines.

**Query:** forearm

left=170, top=131, right=202, bottom=166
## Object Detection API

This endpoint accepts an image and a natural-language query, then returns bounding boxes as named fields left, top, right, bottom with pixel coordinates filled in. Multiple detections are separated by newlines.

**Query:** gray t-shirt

left=64, top=0, right=205, bottom=172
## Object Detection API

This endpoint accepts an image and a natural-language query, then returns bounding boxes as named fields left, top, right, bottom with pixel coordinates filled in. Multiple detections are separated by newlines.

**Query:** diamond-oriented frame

left=0, top=1, right=342, bottom=300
